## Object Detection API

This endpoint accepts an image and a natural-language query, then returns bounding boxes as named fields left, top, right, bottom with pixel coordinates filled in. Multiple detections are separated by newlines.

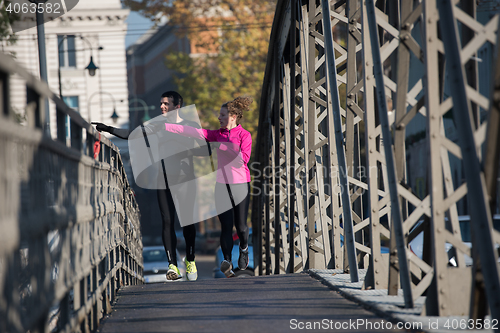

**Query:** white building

left=3, top=0, right=130, bottom=138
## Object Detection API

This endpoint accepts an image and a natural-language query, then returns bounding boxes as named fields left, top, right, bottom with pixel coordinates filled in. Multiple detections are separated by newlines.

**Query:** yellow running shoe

left=184, top=258, right=198, bottom=281
left=166, top=264, right=182, bottom=281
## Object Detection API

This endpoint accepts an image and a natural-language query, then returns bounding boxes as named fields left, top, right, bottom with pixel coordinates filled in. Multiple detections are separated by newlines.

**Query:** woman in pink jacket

left=164, top=96, right=253, bottom=277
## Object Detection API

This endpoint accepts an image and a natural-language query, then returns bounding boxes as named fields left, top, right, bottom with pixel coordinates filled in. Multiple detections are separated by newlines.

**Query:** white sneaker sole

left=220, top=261, right=235, bottom=278
left=166, top=270, right=182, bottom=281
left=186, top=273, right=198, bottom=281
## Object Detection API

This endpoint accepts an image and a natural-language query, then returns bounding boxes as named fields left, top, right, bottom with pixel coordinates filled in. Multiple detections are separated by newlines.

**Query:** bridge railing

left=0, top=51, right=143, bottom=333
left=253, top=0, right=500, bottom=320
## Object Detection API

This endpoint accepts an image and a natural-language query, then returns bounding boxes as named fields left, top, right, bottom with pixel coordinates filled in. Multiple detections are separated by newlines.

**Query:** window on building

left=58, top=35, right=76, bottom=68
left=63, top=96, right=79, bottom=141
left=63, top=96, right=79, bottom=111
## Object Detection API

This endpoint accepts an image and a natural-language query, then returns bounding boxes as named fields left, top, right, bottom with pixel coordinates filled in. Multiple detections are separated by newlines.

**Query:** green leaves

left=123, top=0, right=276, bottom=157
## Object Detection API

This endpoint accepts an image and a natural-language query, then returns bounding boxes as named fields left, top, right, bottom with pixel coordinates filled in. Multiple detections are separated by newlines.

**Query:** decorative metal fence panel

left=252, top=0, right=500, bottom=319
left=0, top=52, right=143, bottom=333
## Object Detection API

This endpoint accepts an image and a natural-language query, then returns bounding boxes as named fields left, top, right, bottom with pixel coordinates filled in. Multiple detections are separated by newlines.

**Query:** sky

left=125, top=11, right=155, bottom=48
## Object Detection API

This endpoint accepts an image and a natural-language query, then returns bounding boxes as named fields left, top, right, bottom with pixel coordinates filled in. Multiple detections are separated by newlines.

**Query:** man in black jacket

left=92, top=91, right=206, bottom=281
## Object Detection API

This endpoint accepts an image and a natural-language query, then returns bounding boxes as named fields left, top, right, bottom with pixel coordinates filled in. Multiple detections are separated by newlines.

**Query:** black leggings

left=215, top=182, right=250, bottom=262
left=157, top=182, right=196, bottom=265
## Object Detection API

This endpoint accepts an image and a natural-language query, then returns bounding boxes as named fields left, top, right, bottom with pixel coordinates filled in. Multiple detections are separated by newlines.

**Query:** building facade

left=126, top=24, right=190, bottom=129
left=3, top=0, right=130, bottom=138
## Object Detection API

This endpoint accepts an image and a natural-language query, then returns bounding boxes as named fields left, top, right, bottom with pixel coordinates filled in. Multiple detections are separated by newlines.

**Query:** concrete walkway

left=97, top=273, right=403, bottom=333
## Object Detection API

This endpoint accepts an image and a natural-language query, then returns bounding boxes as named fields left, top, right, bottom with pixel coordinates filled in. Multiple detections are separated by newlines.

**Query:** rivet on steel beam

left=370, top=149, right=374, bottom=153
left=438, top=227, right=443, bottom=233
left=374, top=258, right=378, bottom=262
left=375, top=269, right=379, bottom=274
left=403, top=35, right=409, bottom=40
left=373, top=222, right=377, bottom=226
left=441, top=304, right=446, bottom=310
left=372, top=208, right=376, bottom=213
left=376, top=281, right=379, bottom=285
left=440, top=288, right=445, bottom=294
left=439, top=273, right=445, bottom=280
left=335, top=255, right=339, bottom=259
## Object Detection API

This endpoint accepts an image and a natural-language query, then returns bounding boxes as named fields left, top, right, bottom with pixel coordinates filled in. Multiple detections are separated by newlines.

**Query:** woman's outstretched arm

left=164, top=123, right=218, bottom=142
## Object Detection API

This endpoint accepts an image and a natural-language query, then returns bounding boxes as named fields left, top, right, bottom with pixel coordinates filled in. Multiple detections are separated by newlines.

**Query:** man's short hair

left=161, top=91, right=183, bottom=107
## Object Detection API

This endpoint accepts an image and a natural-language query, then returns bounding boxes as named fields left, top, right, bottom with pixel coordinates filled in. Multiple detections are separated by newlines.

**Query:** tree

left=0, top=0, right=18, bottom=46
left=122, top=0, right=276, bottom=153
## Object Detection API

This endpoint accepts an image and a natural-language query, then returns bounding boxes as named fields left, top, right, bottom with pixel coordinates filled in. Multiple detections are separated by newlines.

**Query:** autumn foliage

left=122, top=0, right=277, bottom=152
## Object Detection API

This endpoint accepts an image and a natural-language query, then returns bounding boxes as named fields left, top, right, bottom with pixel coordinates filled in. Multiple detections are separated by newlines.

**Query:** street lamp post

left=58, top=35, right=101, bottom=99
left=29, top=0, right=50, bottom=136
left=128, top=98, right=155, bottom=128
left=88, top=91, right=118, bottom=124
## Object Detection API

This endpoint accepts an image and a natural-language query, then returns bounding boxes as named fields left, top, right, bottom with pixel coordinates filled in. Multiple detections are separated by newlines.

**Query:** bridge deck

left=97, top=273, right=400, bottom=333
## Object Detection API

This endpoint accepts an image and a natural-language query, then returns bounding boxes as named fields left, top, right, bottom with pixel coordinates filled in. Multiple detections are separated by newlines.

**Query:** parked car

left=143, top=246, right=186, bottom=283
left=213, top=228, right=254, bottom=278
left=409, top=215, right=500, bottom=266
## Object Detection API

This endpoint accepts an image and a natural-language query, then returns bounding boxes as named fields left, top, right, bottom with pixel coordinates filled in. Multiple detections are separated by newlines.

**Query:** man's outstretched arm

left=92, top=122, right=131, bottom=140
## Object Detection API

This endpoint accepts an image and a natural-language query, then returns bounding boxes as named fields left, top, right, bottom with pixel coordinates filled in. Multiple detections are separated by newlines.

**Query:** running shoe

left=220, top=259, right=235, bottom=278
left=184, top=258, right=198, bottom=281
left=238, top=246, right=249, bottom=270
left=166, top=264, right=182, bottom=281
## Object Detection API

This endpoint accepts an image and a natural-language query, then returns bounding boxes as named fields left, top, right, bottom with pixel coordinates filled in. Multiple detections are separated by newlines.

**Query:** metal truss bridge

left=1, top=0, right=500, bottom=332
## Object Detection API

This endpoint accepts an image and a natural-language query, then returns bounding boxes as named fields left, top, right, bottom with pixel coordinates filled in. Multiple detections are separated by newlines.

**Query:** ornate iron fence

left=0, top=52, right=143, bottom=333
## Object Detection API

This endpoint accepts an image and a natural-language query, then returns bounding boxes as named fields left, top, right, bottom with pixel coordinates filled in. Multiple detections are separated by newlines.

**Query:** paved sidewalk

left=97, top=273, right=403, bottom=333
left=307, top=269, right=493, bottom=333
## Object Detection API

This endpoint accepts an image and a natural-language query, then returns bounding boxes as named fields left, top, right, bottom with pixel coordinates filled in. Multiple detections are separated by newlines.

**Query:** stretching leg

left=217, top=208, right=234, bottom=262
left=157, top=188, right=178, bottom=265
left=232, top=183, right=251, bottom=249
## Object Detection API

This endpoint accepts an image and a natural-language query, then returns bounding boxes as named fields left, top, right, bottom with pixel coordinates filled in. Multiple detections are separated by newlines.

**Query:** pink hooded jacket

left=164, top=123, right=252, bottom=184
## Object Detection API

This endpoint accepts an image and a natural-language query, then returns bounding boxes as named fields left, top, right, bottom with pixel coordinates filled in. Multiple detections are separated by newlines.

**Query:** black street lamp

left=85, top=56, right=99, bottom=77
left=88, top=91, right=119, bottom=124
left=110, top=109, right=119, bottom=124
left=58, top=35, right=101, bottom=99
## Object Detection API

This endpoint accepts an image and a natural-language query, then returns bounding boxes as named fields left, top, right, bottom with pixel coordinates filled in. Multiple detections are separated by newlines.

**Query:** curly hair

left=222, top=96, right=253, bottom=124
